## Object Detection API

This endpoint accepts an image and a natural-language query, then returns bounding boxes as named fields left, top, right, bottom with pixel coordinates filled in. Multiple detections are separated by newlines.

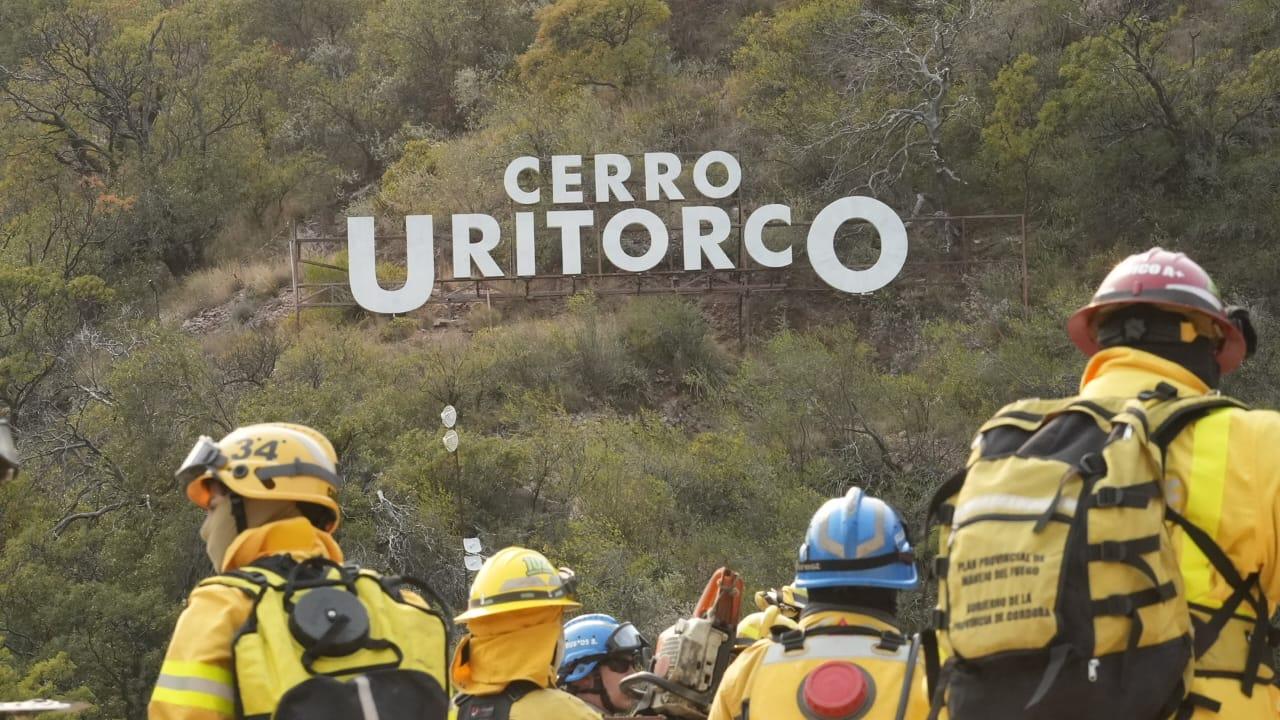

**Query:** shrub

left=620, top=297, right=729, bottom=392
left=380, top=316, right=419, bottom=342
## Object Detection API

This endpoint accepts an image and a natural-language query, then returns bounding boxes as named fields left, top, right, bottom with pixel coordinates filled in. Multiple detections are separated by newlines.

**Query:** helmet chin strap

left=580, top=664, right=621, bottom=715
left=230, top=493, right=249, bottom=534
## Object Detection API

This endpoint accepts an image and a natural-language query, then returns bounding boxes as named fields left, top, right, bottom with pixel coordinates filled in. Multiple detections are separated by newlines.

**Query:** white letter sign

left=806, top=197, right=908, bottom=294
left=348, top=216, right=436, bottom=314
left=347, top=153, right=914, bottom=314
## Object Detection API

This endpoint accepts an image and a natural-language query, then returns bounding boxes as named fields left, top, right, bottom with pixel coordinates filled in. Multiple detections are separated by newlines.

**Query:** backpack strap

left=1149, top=393, right=1271, bottom=695
left=776, top=625, right=907, bottom=653
left=455, top=681, right=540, bottom=720
left=926, top=469, right=966, bottom=529
left=1166, top=507, right=1272, bottom=695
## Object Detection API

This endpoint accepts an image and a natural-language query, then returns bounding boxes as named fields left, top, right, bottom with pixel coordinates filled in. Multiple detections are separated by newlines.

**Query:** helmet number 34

left=230, top=439, right=281, bottom=462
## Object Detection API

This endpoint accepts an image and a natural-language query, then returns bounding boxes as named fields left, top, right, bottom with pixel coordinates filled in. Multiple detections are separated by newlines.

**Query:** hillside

left=3, top=0, right=1280, bottom=716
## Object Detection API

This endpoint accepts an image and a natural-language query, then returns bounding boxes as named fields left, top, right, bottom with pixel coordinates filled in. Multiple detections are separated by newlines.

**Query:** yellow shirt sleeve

left=707, top=646, right=761, bottom=720
left=148, top=583, right=253, bottom=720
left=1249, top=410, right=1280, bottom=605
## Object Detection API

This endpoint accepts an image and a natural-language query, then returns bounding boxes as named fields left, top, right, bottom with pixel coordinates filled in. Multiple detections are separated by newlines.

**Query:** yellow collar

left=221, top=517, right=343, bottom=572
left=1079, top=346, right=1210, bottom=398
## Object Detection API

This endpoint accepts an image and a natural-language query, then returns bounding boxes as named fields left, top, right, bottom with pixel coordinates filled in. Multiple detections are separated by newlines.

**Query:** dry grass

left=167, top=259, right=291, bottom=319
left=242, top=260, right=292, bottom=299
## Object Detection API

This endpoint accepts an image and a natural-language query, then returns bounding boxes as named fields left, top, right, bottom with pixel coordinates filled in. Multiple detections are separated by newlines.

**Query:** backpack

left=738, top=625, right=926, bottom=720
left=924, top=383, right=1260, bottom=720
left=454, top=681, right=540, bottom=720
left=200, top=555, right=452, bottom=720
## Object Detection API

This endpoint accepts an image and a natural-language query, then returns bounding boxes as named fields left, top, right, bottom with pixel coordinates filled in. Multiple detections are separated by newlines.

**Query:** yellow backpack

left=200, top=555, right=451, bottom=720
left=924, top=384, right=1256, bottom=720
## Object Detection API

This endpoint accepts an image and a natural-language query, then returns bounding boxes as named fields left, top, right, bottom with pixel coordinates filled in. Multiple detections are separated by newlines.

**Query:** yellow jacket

left=708, top=609, right=931, bottom=720
left=148, top=518, right=345, bottom=720
left=501, top=687, right=602, bottom=720
left=1080, top=347, right=1280, bottom=718
left=451, top=606, right=601, bottom=720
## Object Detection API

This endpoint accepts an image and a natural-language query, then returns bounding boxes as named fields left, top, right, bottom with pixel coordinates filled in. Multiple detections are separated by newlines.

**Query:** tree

left=733, top=0, right=988, bottom=213
left=980, top=53, right=1061, bottom=213
left=0, top=266, right=113, bottom=424
left=519, top=0, right=673, bottom=92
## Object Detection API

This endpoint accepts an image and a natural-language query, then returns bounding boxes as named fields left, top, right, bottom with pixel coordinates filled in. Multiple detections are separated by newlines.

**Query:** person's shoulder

left=514, top=687, right=602, bottom=719
left=1230, top=404, right=1280, bottom=426
left=1218, top=404, right=1280, bottom=442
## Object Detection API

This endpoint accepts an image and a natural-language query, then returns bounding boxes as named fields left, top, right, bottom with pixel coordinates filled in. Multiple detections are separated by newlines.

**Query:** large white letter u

left=348, top=216, right=435, bottom=314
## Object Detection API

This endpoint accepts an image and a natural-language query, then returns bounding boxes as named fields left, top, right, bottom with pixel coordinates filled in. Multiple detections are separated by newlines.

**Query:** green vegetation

left=3, top=0, right=1280, bottom=716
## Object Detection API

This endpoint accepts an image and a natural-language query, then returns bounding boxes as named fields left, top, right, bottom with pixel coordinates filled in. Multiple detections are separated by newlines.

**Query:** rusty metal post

left=289, top=222, right=301, bottom=330
left=1020, top=214, right=1030, bottom=319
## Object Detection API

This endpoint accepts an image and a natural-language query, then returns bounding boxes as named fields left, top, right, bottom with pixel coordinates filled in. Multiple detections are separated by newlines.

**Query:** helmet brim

left=792, top=564, right=920, bottom=592
left=455, top=596, right=582, bottom=623
left=184, top=471, right=342, bottom=531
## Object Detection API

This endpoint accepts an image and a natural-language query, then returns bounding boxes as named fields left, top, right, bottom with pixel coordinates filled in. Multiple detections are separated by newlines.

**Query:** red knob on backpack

left=801, top=661, right=870, bottom=718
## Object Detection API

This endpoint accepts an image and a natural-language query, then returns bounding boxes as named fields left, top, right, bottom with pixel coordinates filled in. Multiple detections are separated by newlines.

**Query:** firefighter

left=150, top=423, right=450, bottom=720
left=708, top=487, right=930, bottom=720
left=452, top=547, right=602, bottom=720
left=1066, top=247, right=1279, bottom=717
left=753, top=585, right=807, bottom=621
left=558, top=614, right=651, bottom=715
left=731, top=607, right=799, bottom=658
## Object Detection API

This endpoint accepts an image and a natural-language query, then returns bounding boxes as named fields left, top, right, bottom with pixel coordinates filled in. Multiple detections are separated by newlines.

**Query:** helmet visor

left=175, top=436, right=227, bottom=486
left=0, top=419, right=18, bottom=478
left=607, top=622, right=651, bottom=667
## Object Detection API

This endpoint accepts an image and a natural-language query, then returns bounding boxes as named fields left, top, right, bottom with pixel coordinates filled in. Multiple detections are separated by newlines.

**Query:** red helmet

left=1067, top=247, right=1250, bottom=374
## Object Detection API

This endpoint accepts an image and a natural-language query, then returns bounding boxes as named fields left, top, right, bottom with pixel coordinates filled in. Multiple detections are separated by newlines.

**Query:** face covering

left=451, top=606, right=565, bottom=695
left=1097, top=307, right=1222, bottom=388
left=199, top=496, right=239, bottom=571
left=199, top=495, right=304, bottom=571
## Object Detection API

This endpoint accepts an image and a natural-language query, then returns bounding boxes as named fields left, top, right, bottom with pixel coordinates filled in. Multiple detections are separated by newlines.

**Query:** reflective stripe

left=356, top=675, right=381, bottom=720
left=153, top=661, right=236, bottom=716
left=159, top=660, right=234, bottom=686
left=952, top=493, right=1078, bottom=526
left=156, top=674, right=235, bottom=700
left=1181, top=409, right=1232, bottom=605
left=760, top=634, right=909, bottom=666
left=151, top=686, right=235, bottom=716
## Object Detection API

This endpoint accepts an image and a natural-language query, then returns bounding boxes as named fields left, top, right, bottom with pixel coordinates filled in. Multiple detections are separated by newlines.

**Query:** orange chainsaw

left=619, top=567, right=745, bottom=719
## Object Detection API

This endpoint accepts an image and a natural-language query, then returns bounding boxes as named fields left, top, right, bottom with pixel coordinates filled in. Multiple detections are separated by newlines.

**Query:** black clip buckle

left=1103, top=594, right=1135, bottom=616
left=1098, top=541, right=1126, bottom=562
left=1094, top=487, right=1123, bottom=508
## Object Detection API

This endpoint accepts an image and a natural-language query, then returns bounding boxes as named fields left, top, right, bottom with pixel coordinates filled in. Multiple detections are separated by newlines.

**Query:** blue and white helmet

left=559, top=613, right=649, bottom=684
left=794, top=487, right=919, bottom=591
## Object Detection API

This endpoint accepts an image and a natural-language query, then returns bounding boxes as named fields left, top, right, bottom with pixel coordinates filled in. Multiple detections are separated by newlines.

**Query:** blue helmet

left=794, top=487, right=919, bottom=591
left=559, top=614, right=650, bottom=685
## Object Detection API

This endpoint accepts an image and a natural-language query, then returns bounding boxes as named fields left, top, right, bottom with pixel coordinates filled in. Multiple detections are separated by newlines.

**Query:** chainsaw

left=618, top=567, right=745, bottom=719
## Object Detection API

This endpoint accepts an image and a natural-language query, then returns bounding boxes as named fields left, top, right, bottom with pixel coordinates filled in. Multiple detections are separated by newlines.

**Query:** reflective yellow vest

left=708, top=610, right=931, bottom=720
left=1080, top=347, right=1280, bottom=718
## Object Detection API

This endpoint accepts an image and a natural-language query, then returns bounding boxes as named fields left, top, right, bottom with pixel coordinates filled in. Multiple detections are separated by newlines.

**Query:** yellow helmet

left=456, top=546, right=581, bottom=623
left=735, top=607, right=799, bottom=650
left=753, top=585, right=808, bottom=619
left=176, top=423, right=342, bottom=531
